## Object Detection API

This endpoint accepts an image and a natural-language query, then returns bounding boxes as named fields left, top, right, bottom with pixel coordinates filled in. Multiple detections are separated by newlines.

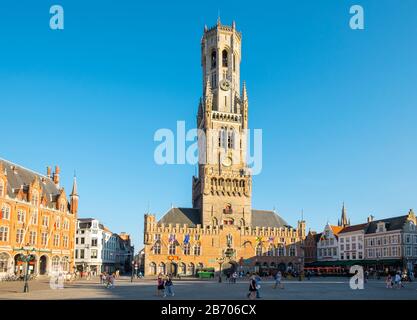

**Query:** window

left=0, top=180, right=4, bottom=197
left=183, top=244, right=190, bottom=255
left=41, top=232, right=48, bottom=245
left=31, top=190, right=39, bottom=206
left=63, top=236, right=69, bottom=248
left=340, top=244, right=344, bottom=251
left=80, top=249, right=85, bottom=259
left=55, top=217, right=60, bottom=229
left=406, top=234, right=411, bottom=244
left=16, top=229, right=24, bottom=244
left=153, top=243, right=161, bottom=255
left=222, top=50, right=228, bottom=67
left=1, top=204, right=10, bottom=220
left=59, top=201, right=66, bottom=212
left=332, top=248, right=337, bottom=256
left=233, top=53, right=236, bottom=71
left=256, top=244, right=263, bottom=256
left=359, top=252, right=363, bottom=259
left=42, top=216, right=49, bottom=227
left=80, top=237, right=85, bottom=244
left=406, top=246, right=411, bottom=256
left=91, top=249, right=98, bottom=259
left=154, top=234, right=161, bottom=241
left=211, top=50, right=216, bottom=69
left=351, top=236, right=356, bottom=242
left=194, top=245, right=201, bottom=256
left=91, top=238, right=98, bottom=247
left=17, top=209, right=26, bottom=223
left=351, top=253, right=356, bottom=260
left=340, top=254, right=344, bottom=260
left=169, top=243, right=176, bottom=255
left=340, top=238, right=344, bottom=243
left=30, top=209, right=38, bottom=225
left=29, top=231, right=37, bottom=245
left=0, top=226, right=9, bottom=241
left=289, top=246, right=296, bottom=256
left=53, top=234, right=60, bottom=247
left=63, top=219, right=69, bottom=230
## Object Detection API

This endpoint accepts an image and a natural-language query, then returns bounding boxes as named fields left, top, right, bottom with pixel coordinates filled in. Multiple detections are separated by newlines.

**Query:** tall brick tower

left=192, top=19, right=252, bottom=227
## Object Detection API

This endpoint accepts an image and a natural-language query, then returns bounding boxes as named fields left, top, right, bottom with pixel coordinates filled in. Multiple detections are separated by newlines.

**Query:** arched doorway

left=179, top=262, right=186, bottom=275
left=188, top=263, right=195, bottom=276
left=158, top=262, right=165, bottom=275
left=39, top=255, right=48, bottom=275
left=278, top=263, right=286, bottom=272
left=149, top=262, right=157, bottom=275
left=169, top=262, right=178, bottom=276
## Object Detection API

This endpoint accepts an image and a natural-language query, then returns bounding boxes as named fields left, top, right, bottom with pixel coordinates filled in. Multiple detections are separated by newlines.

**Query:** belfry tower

left=192, top=19, right=252, bottom=227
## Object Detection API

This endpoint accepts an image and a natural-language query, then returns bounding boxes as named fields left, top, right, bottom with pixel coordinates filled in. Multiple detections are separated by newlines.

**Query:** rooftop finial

left=217, top=10, right=221, bottom=26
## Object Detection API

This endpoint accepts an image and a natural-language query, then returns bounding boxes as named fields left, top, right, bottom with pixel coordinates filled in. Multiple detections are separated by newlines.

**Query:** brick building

left=0, top=159, right=78, bottom=277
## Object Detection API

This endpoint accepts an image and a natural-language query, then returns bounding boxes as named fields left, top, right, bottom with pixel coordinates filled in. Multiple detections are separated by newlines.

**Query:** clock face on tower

left=220, top=79, right=231, bottom=91
left=222, top=156, right=232, bottom=167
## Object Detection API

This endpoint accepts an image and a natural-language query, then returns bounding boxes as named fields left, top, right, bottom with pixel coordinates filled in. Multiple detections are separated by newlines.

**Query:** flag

left=184, top=234, right=190, bottom=244
left=256, top=236, right=263, bottom=243
left=169, top=234, right=175, bottom=243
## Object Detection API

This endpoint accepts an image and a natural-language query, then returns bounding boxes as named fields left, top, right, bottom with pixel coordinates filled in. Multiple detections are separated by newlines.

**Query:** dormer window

left=59, top=200, right=66, bottom=212
left=31, top=190, right=39, bottom=207
left=377, top=222, right=386, bottom=233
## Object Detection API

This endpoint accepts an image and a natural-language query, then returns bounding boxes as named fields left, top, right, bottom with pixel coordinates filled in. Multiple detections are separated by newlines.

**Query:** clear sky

left=1, top=0, right=417, bottom=252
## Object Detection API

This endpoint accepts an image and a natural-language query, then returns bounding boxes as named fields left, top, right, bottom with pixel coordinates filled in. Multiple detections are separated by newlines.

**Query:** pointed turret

left=204, top=76, right=213, bottom=111
left=70, top=174, right=79, bottom=215
left=340, top=202, right=349, bottom=227
left=242, top=81, right=248, bottom=101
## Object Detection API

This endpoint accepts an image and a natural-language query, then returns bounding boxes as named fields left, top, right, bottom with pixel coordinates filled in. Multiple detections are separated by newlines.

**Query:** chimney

left=53, top=165, right=60, bottom=186
left=367, top=215, right=374, bottom=223
left=46, top=166, right=51, bottom=179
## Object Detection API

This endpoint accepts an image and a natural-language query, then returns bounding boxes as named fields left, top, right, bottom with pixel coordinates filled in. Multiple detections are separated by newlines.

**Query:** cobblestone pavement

left=1, top=276, right=416, bottom=300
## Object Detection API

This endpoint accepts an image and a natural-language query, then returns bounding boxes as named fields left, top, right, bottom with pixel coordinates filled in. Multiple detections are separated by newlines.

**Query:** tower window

left=233, top=53, right=236, bottom=71
left=222, top=50, right=228, bottom=67
left=211, top=50, right=216, bottom=69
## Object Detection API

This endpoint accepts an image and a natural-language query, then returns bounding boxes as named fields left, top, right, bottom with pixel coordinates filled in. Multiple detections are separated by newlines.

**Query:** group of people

left=156, top=274, right=175, bottom=297
left=226, top=272, right=239, bottom=283
left=385, top=272, right=407, bottom=289
left=100, top=272, right=116, bottom=288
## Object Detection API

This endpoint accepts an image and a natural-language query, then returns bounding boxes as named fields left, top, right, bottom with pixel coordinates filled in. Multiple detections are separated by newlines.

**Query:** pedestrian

left=255, top=273, right=262, bottom=298
left=232, top=271, right=238, bottom=284
left=157, top=274, right=165, bottom=296
left=164, top=275, right=175, bottom=297
left=394, top=272, right=401, bottom=289
left=307, top=270, right=311, bottom=280
left=273, top=271, right=283, bottom=289
left=386, top=274, right=392, bottom=289
left=247, top=275, right=257, bottom=300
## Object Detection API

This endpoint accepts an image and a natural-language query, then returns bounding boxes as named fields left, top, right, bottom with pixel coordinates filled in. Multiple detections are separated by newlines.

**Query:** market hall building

left=143, top=20, right=306, bottom=277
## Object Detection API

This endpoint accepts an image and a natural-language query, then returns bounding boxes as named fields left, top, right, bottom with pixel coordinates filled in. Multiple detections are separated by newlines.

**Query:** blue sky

left=1, top=0, right=417, bottom=251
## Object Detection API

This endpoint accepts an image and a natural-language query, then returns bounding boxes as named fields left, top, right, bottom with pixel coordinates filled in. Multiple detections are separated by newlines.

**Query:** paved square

left=1, top=276, right=417, bottom=300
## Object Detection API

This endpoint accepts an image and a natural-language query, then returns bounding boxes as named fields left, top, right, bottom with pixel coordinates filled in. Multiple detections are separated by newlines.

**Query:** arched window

left=60, top=256, right=69, bottom=272
left=239, top=219, right=245, bottom=227
left=211, top=50, right=216, bottom=69
left=228, top=129, right=234, bottom=149
left=277, top=245, right=285, bottom=256
left=158, top=262, right=166, bottom=275
left=0, top=252, right=10, bottom=273
left=0, top=226, right=9, bottom=242
left=223, top=218, right=234, bottom=225
left=188, top=263, right=195, bottom=275
left=149, top=262, right=157, bottom=275
left=179, top=262, right=186, bottom=275
left=222, top=50, right=228, bottom=67
left=52, top=256, right=60, bottom=272
left=267, top=245, right=275, bottom=256
left=212, top=217, right=218, bottom=226
left=0, top=179, right=4, bottom=197
left=219, top=127, right=226, bottom=148
left=255, top=244, right=263, bottom=256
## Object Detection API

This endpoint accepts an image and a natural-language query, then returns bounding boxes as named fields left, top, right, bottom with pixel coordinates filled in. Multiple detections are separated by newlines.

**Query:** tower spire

left=70, top=174, right=79, bottom=214
left=340, top=202, right=349, bottom=227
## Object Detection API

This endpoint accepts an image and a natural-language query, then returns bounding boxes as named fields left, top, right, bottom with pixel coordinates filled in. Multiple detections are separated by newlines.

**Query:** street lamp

left=17, top=244, right=35, bottom=293
left=216, top=257, right=225, bottom=283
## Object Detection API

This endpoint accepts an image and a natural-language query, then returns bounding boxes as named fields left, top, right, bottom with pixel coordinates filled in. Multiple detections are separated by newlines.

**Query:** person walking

left=232, top=272, right=238, bottom=284
left=273, top=271, right=283, bottom=289
left=157, top=274, right=165, bottom=296
left=394, top=272, right=401, bottom=289
left=247, top=275, right=257, bottom=300
left=386, top=274, right=393, bottom=289
left=255, top=273, right=262, bottom=298
left=164, top=275, right=175, bottom=297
